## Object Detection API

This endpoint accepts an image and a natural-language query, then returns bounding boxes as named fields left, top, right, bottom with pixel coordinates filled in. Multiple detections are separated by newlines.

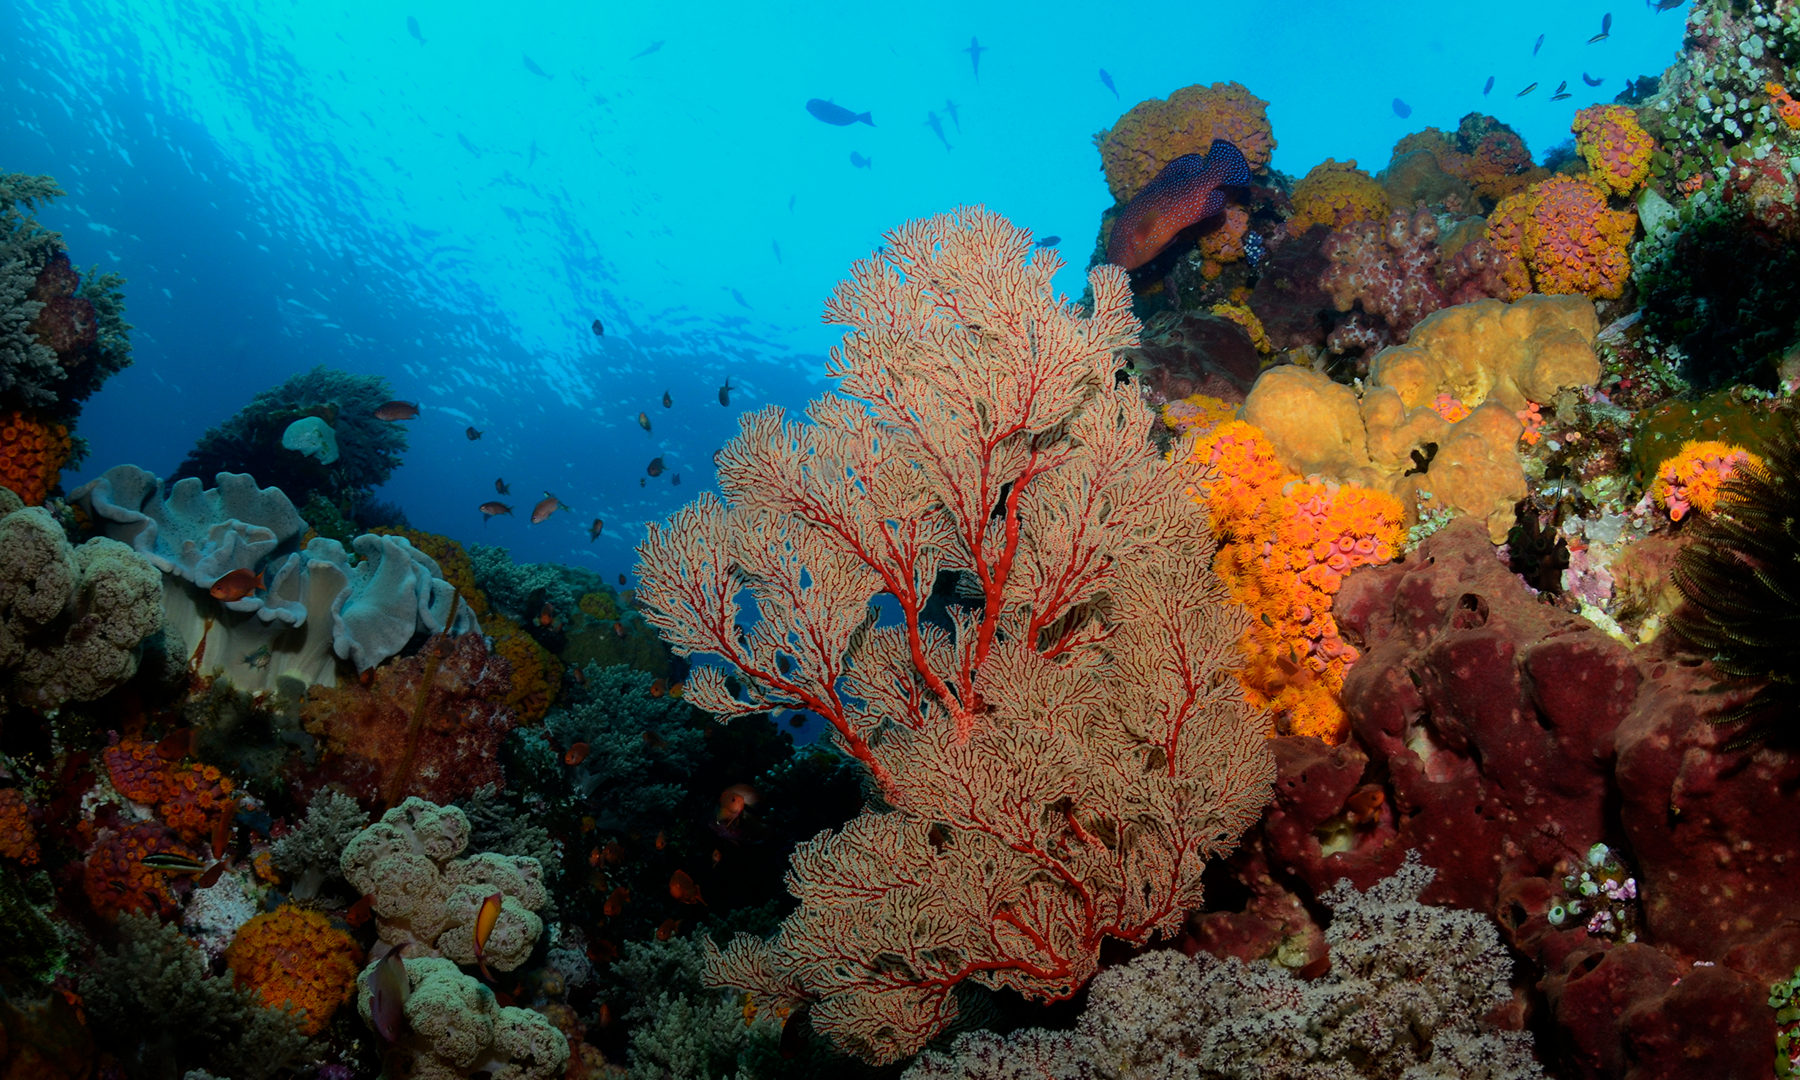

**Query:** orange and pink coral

left=1488, top=176, right=1636, bottom=300
left=1571, top=105, right=1655, bottom=196
left=1653, top=440, right=1762, bottom=522
left=1286, top=159, right=1389, bottom=238
left=0, top=788, right=39, bottom=865
left=0, top=410, right=73, bottom=506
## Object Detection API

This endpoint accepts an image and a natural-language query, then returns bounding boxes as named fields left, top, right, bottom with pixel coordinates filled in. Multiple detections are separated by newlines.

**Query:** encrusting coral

left=0, top=408, right=73, bottom=505
left=354, top=954, right=569, bottom=1080
left=1488, top=175, right=1637, bottom=300
left=1286, top=159, right=1390, bottom=237
left=636, top=206, right=1273, bottom=1064
left=102, top=737, right=235, bottom=843
left=1095, top=82, right=1274, bottom=203
left=1570, top=104, right=1655, bottom=197
left=225, top=907, right=363, bottom=1036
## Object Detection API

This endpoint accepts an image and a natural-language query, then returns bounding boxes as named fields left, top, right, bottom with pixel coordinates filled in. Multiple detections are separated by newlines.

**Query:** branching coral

left=1287, top=159, right=1390, bottom=237
left=637, top=207, right=1272, bottom=1064
left=354, top=955, right=568, bottom=1080
left=536, top=663, right=707, bottom=830
left=226, top=907, right=363, bottom=1036
left=1653, top=439, right=1761, bottom=521
left=1571, top=105, right=1655, bottom=196
left=1095, top=82, right=1274, bottom=203
left=269, top=788, right=368, bottom=899
left=1489, top=176, right=1638, bottom=300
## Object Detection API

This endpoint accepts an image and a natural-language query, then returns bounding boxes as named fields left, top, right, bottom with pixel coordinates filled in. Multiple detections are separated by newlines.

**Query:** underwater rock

left=279, top=415, right=339, bottom=464
left=1119, top=309, right=1262, bottom=406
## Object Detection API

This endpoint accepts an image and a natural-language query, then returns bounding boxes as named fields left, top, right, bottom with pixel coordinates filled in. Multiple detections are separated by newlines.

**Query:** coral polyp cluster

left=225, top=907, right=363, bottom=1035
left=1094, top=80, right=1273, bottom=202
left=0, top=410, right=71, bottom=505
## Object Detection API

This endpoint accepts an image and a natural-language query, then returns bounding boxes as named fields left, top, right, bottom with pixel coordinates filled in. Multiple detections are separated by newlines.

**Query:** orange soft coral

left=1286, top=159, right=1390, bottom=238
left=0, top=410, right=73, bottom=506
left=1183, top=420, right=1289, bottom=538
left=1487, top=177, right=1635, bottom=300
left=1096, top=82, right=1273, bottom=203
left=1571, top=105, right=1655, bottom=196
left=1652, top=440, right=1762, bottom=522
left=83, top=822, right=195, bottom=920
left=0, top=788, right=39, bottom=865
left=226, top=907, right=363, bottom=1036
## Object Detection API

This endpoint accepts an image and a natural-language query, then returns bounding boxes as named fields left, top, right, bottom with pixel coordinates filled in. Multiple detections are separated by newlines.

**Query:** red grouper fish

left=1105, top=139, right=1251, bottom=271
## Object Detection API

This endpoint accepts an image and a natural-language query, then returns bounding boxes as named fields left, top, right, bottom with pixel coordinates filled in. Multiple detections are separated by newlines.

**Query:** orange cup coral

left=226, top=907, right=363, bottom=1035
left=1096, top=82, right=1273, bottom=203
left=1570, top=105, right=1655, bottom=196
left=1653, top=440, right=1762, bottom=522
left=0, top=788, right=39, bottom=865
left=1488, top=177, right=1636, bottom=300
left=102, top=739, right=235, bottom=843
left=1287, top=159, right=1391, bottom=238
left=0, top=410, right=73, bottom=507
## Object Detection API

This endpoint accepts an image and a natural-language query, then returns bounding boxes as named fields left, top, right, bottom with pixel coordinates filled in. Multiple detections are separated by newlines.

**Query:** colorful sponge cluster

left=1096, top=82, right=1273, bottom=203
left=1286, top=159, right=1390, bottom=237
left=226, top=907, right=363, bottom=1036
left=1197, top=205, right=1252, bottom=278
left=0, top=410, right=73, bottom=506
left=1488, top=176, right=1637, bottom=300
left=1652, top=440, right=1762, bottom=522
left=103, top=738, right=236, bottom=844
left=1570, top=105, right=1655, bottom=196
left=0, top=788, right=38, bottom=865
left=1183, top=421, right=1404, bottom=742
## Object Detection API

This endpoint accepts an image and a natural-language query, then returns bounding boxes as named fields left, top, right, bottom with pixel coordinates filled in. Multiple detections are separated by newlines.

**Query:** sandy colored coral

left=355, top=955, right=569, bottom=1080
left=1395, top=120, right=1543, bottom=204
left=1571, top=105, right=1655, bottom=197
left=0, top=787, right=38, bottom=865
left=1653, top=440, right=1762, bottom=522
left=1287, top=159, right=1390, bottom=237
left=0, top=410, right=71, bottom=506
left=1095, top=82, right=1273, bottom=203
left=1488, top=177, right=1636, bottom=300
left=226, top=907, right=364, bottom=1036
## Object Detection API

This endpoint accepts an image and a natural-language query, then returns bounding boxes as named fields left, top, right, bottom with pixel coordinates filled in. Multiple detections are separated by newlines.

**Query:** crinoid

left=1670, top=404, right=1800, bottom=748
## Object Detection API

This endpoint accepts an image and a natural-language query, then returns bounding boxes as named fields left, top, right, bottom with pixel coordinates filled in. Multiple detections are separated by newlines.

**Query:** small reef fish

left=537, top=602, right=555, bottom=627
left=1099, top=69, right=1118, bottom=99
left=963, top=36, right=987, bottom=79
left=850, top=151, right=872, bottom=170
left=374, top=400, right=420, bottom=421
left=655, top=831, right=667, bottom=850
left=466, top=426, right=482, bottom=440
left=717, top=783, right=759, bottom=824
left=473, top=891, right=504, bottom=982
left=1592, top=12, right=1612, bottom=41
left=944, top=98, right=961, bottom=130
left=711, top=848, right=723, bottom=867
left=195, top=861, right=226, bottom=889
left=1517, top=82, right=1538, bottom=97
left=531, top=494, right=569, bottom=524
left=671, top=474, right=680, bottom=486
left=495, top=478, right=510, bottom=495
left=1533, top=33, right=1545, bottom=55
left=603, top=887, right=629, bottom=917
left=243, top=645, right=270, bottom=672
left=346, top=892, right=375, bottom=927
left=1554, top=80, right=1569, bottom=94
left=369, top=947, right=410, bottom=1043
left=732, top=288, right=752, bottom=309
left=406, top=16, right=425, bottom=44
left=1649, top=0, right=1682, bottom=10
left=1583, top=72, right=1605, bottom=86
left=805, top=99, right=874, bottom=126
left=1297, top=955, right=1332, bottom=980
left=522, top=55, right=550, bottom=78
left=141, top=852, right=208, bottom=874
left=211, top=800, right=236, bottom=861
left=1552, top=91, right=1573, bottom=100
left=650, top=678, right=667, bottom=698
left=646, top=457, right=666, bottom=478
left=669, top=869, right=706, bottom=906
left=614, top=620, right=627, bottom=637
left=669, top=683, right=684, bottom=699
left=1034, top=235, right=1061, bottom=248
left=592, top=318, right=604, bottom=336
left=772, top=239, right=782, bottom=262
left=457, top=133, right=481, bottom=157
left=1483, top=75, right=1495, bottom=95
left=1552, top=81, right=1572, bottom=100
left=926, top=112, right=952, bottom=150
left=1392, top=98, right=1411, bottom=118
left=589, top=518, right=604, bottom=542
left=155, top=728, right=192, bottom=761
left=1345, top=785, right=1386, bottom=825
left=657, top=918, right=680, bottom=941
left=631, top=40, right=665, bottom=59
left=300, top=402, right=339, bottom=424
left=618, top=573, right=627, bottom=585
left=479, top=502, right=513, bottom=523
left=662, top=390, right=672, bottom=408
left=638, top=411, right=651, bottom=432
left=719, top=378, right=733, bottom=406
left=1104, top=138, right=1251, bottom=270
left=603, top=841, right=626, bottom=864
left=209, top=568, right=264, bottom=602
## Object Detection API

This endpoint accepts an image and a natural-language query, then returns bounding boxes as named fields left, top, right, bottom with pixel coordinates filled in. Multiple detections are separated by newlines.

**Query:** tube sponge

left=0, top=506, right=162, bottom=710
left=354, top=955, right=569, bottom=1080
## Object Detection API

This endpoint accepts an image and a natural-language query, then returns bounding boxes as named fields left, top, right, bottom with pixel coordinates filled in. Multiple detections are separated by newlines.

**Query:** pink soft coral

left=1320, top=207, right=1447, bottom=347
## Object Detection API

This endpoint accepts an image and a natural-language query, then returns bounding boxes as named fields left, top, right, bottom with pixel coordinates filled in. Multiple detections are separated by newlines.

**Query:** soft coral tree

left=634, top=206, right=1273, bottom=1064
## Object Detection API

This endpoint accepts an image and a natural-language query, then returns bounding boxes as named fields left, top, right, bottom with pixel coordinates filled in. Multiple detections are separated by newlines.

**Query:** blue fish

left=964, top=37, right=987, bottom=79
left=850, top=151, right=872, bottom=169
left=807, top=99, right=874, bottom=127
left=406, top=16, right=424, bottom=44
left=1582, top=72, right=1604, bottom=86
left=926, top=112, right=952, bottom=150
left=1393, top=98, right=1412, bottom=118
left=523, top=55, right=551, bottom=78
left=1034, top=236, right=1061, bottom=248
left=731, top=288, right=752, bottom=309
left=1483, top=75, right=1495, bottom=95
left=772, top=240, right=782, bottom=262
left=944, top=99, right=961, bottom=131
left=1533, top=32, right=1545, bottom=55
left=1099, top=69, right=1118, bottom=99
left=457, top=133, right=480, bottom=157
left=632, top=41, right=664, bottom=59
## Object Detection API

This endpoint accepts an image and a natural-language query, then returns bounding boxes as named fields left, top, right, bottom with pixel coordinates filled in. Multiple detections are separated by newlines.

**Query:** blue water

left=2, top=0, right=1684, bottom=574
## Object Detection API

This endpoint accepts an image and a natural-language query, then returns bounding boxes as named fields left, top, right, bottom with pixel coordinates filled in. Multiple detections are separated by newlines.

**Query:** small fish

left=375, top=400, right=420, bottom=421
left=1297, top=955, right=1332, bottom=980
left=655, top=830, right=667, bottom=850
left=457, top=133, right=481, bottom=157
left=538, top=602, right=555, bottom=627
left=1555, top=80, right=1569, bottom=94
left=209, top=568, right=264, bottom=602
left=1649, top=0, right=1681, bottom=10
left=300, top=402, right=339, bottom=424
left=662, top=390, right=673, bottom=408
left=479, top=502, right=513, bottom=522
left=588, top=847, right=601, bottom=868
left=1552, top=91, right=1573, bottom=100
left=1106, top=139, right=1251, bottom=270
left=531, top=494, right=568, bottom=524
left=657, top=918, right=680, bottom=941
left=925, top=112, right=952, bottom=150
left=772, top=239, right=782, bottom=262
left=650, top=678, right=668, bottom=698
left=603, top=886, right=629, bottom=917
left=1099, top=69, right=1118, bottom=99
left=805, top=99, right=874, bottom=126
left=637, top=411, right=652, bottom=433
left=211, top=799, right=237, bottom=861
left=406, top=16, right=425, bottom=44
left=1588, top=30, right=1610, bottom=42
left=789, top=714, right=806, bottom=727
left=963, top=36, right=986, bottom=79
left=369, top=946, right=409, bottom=1042
left=473, top=891, right=504, bottom=982
left=717, top=783, right=758, bottom=823
left=1533, top=32, right=1545, bottom=55
left=671, top=474, right=680, bottom=486
left=614, top=620, right=627, bottom=637
left=1517, top=82, right=1538, bottom=97
left=591, top=939, right=619, bottom=964
left=466, top=426, right=482, bottom=441
left=195, top=862, right=227, bottom=889
left=719, top=378, right=733, bottom=406
left=1483, top=75, right=1495, bottom=95
left=1392, top=98, right=1412, bottom=118
left=155, top=728, right=192, bottom=761
left=589, top=518, right=604, bottom=542
left=618, top=573, right=627, bottom=585
left=495, top=478, right=510, bottom=495
left=592, top=318, right=604, bottom=337
left=596, top=1002, right=614, bottom=1030
left=1034, top=235, right=1061, bottom=248
left=943, top=98, right=960, bottom=130
left=639, top=478, right=646, bottom=487
left=1345, top=785, right=1386, bottom=825
left=711, top=848, right=722, bottom=867
left=647, top=457, right=666, bottom=478
left=669, top=869, right=706, bottom=905
left=850, top=151, right=873, bottom=169
left=631, top=40, right=665, bottom=59
left=347, top=892, right=376, bottom=927
left=142, top=852, right=208, bottom=874
left=669, top=683, right=684, bottom=699
left=603, top=841, right=626, bottom=864
left=1583, top=72, right=1604, bottom=86
left=522, top=55, right=551, bottom=78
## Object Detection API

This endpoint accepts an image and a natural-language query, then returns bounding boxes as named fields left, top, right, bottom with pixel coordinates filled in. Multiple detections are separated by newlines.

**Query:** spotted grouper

left=1105, top=139, right=1251, bottom=270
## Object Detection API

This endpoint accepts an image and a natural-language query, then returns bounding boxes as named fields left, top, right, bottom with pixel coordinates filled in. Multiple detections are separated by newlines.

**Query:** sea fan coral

left=1653, top=440, right=1761, bottom=521
left=226, top=907, right=364, bottom=1036
left=1286, top=159, right=1390, bottom=237
left=1095, top=82, right=1274, bottom=203
left=1571, top=104, right=1655, bottom=196
left=0, top=409, right=72, bottom=505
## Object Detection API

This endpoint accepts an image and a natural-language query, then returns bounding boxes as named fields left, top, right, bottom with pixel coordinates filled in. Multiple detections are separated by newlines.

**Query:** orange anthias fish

left=374, top=400, right=420, bottom=421
left=603, top=886, right=629, bottom=917
left=669, top=869, right=706, bottom=906
left=589, top=518, right=604, bottom=542
left=346, top=892, right=376, bottom=927
left=1345, top=785, right=1386, bottom=826
left=717, top=783, right=759, bottom=824
left=650, top=678, right=667, bottom=698
left=368, top=945, right=410, bottom=1041
left=208, top=568, right=264, bottom=602
left=603, top=841, right=626, bottom=865
left=473, top=891, right=504, bottom=982
left=531, top=494, right=569, bottom=524
left=564, top=741, right=590, bottom=766
left=654, top=830, right=667, bottom=850
left=657, top=918, right=680, bottom=940
left=480, top=502, right=514, bottom=523
left=538, top=602, right=556, bottom=627
left=1105, top=139, right=1251, bottom=270
left=637, top=411, right=652, bottom=432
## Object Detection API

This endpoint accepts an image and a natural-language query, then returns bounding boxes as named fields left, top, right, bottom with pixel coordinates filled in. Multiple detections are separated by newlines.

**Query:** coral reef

left=82, top=821, right=197, bottom=921
left=1651, top=439, right=1760, bottom=520
left=1570, top=105, right=1654, bottom=197
left=102, top=738, right=236, bottom=843
left=0, top=409, right=72, bottom=505
left=1393, top=115, right=1542, bottom=204
left=1286, top=158, right=1390, bottom=237
left=1489, top=176, right=1637, bottom=301
left=225, top=907, right=363, bottom=1036
left=269, top=788, right=368, bottom=899
left=354, top=955, right=568, bottom=1080
left=0, top=788, right=38, bottom=865
left=1095, top=82, right=1273, bottom=203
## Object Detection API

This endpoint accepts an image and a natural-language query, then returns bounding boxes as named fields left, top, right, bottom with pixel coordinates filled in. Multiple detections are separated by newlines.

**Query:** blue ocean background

left=1, top=0, right=1685, bottom=574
